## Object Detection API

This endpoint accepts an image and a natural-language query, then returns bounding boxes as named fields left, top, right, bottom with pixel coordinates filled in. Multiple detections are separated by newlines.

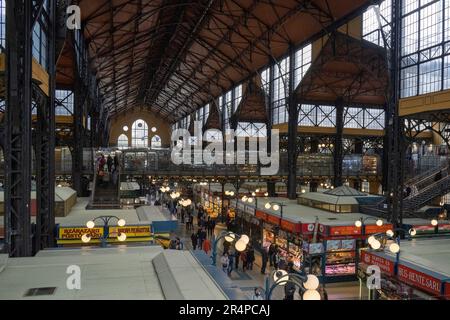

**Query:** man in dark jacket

left=191, top=232, right=198, bottom=250
left=246, top=246, right=255, bottom=270
left=261, top=249, right=268, bottom=274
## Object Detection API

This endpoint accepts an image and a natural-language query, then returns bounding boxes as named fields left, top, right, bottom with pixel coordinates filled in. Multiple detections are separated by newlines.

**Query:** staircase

left=403, top=167, right=450, bottom=212
left=360, top=165, right=450, bottom=217
left=87, top=156, right=121, bottom=209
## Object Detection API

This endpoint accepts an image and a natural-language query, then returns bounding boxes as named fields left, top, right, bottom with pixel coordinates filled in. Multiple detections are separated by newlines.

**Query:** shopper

left=106, top=155, right=113, bottom=172
left=198, top=228, right=207, bottom=249
left=240, top=249, right=248, bottom=272
left=202, top=237, right=211, bottom=255
left=175, top=237, right=184, bottom=250
left=246, top=245, right=255, bottom=271
left=252, top=287, right=264, bottom=300
left=273, top=249, right=280, bottom=269
left=261, top=248, right=268, bottom=274
left=190, top=232, right=198, bottom=250
left=235, top=249, right=240, bottom=269
left=227, top=250, right=235, bottom=276
left=268, top=243, right=275, bottom=267
left=221, top=253, right=229, bottom=273
left=284, top=281, right=296, bottom=300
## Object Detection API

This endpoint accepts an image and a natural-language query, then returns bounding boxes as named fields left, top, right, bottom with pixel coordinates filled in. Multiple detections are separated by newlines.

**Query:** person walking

left=273, top=250, right=280, bottom=269
left=261, top=248, right=268, bottom=274
left=106, top=155, right=113, bottom=172
left=190, top=232, right=198, bottom=250
left=240, top=249, right=248, bottom=272
left=284, top=281, right=296, bottom=300
left=235, top=249, right=240, bottom=269
left=252, top=287, right=264, bottom=300
left=198, top=228, right=207, bottom=250
left=202, top=237, right=211, bottom=255
left=227, top=250, right=235, bottom=276
left=246, top=246, right=255, bottom=271
left=268, top=243, right=275, bottom=267
left=220, top=253, right=229, bottom=273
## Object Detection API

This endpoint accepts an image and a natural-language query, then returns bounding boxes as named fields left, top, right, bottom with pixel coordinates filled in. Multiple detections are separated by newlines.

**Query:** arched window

left=131, top=119, right=148, bottom=148
left=117, top=134, right=129, bottom=149
left=151, top=135, right=162, bottom=149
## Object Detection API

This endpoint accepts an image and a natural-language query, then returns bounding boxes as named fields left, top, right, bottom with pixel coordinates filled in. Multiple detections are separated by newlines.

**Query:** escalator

left=360, top=165, right=450, bottom=217
left=87, top=154, right=121, bottom=209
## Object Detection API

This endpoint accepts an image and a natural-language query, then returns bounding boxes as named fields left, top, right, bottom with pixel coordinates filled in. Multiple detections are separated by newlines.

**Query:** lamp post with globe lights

left=265, top=270, right=321, bottom=300
left=211, top=231, right=250, bottom=266
left=354, top=217, right=385, bottom=238
left=82, top=216, right=127, bottom=247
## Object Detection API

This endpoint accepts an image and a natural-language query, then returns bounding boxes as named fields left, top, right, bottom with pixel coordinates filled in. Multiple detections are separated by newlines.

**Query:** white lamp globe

left=117, top=219, right=126, bottom=227
left=303, top=274, right=320, bottom=290
left=242, top=196, right=248, bottom=202
left=240, top=235, right=250, bottom=245
left=389, top=243, right=400, bottom=254
left=376, top=219, right=383, bottom=227
left=386, top=229, right=394, bottom=237
left=431, top=219, right=438, bottom=226
left=117, top=232, right=127, bottom=242
left=252, top=192, right=256, bottom=197
left=151, top=127, right=157, bottom=132
left=123, top=126, right=129, bottom=132
left=368, top=236, right=376, bottom=245
left=265, top=203, right=271, bottom=209
left=409, top=228, right=417, bottom=236
left=371, top=239, right=381, bottom=250
left=255, top=189, right=260, bottom=193
left=186, top=199, right=192, bottom=206
left=303, top=289, right=321, bottom=300
left=81, top=234, right=91, bottom=243
left=230, top=191, right=234, bottom=196
left=273, top=269, right=288, bottom=284
left=86, top=220, right=95, bottom=229
left=355, top=220, right=362, bottom=228
left=264, top=192, right=269, bottom=197
left=235, top=239, right=247, bottom=252
left=247, top=197, right=254, bottom=203
left=272, top=204, right=280, bottom=211
left=224, top=233, right=236, bottom=243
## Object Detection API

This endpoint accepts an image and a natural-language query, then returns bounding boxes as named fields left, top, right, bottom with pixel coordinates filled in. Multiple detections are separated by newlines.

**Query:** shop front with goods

left=358, top=250, right=450, bottom=300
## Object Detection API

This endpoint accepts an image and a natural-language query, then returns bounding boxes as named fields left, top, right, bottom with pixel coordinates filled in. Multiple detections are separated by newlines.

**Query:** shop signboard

left=326, top=240, right=341, bottom=251
left=58, top=227, right=104, bottom=240
left=364, top=224, right=394, bottom=235
left=244, top=205, right=255, bottom=216
left=266, top=214, right=281, bottom=225
left=397, top=265, right=442, bottom=295
left=360, top=250, right=395, bottom=275
left=329, top=225, right=361, bottom=236
left=108, top=225, right=151, bottom=238
left=308, top=243, right=324, bottom=254
left=255, top=210, right=267, bottom=221
left=438, top=224, right=450, bottom=233
left=281, top=219, right=301, bottom=233
left=341, top=239, right=356, bottom=250
left=301, top=223, right=318, bottom=234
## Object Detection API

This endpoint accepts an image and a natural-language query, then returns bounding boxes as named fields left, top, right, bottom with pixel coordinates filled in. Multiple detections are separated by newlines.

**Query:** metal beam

left=5, top=0, right=33, bottom=257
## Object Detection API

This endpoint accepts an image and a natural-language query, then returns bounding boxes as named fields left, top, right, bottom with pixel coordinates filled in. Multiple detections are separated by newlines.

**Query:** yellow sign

left=58, top=227, right=104, bottom=240
left=108, top=226, right=151, bottom=238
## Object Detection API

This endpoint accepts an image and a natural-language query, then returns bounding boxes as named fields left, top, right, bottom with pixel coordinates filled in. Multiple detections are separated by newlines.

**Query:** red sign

left=266, top=214, right=281, bottom=225
left=255, top=210, right=267, bottom=221
left=445, top=282, right=450, bottom=298
left=360, top=250, right=395, bottom=275
left=301, top=222, right=321, bottom=234
left=329, top=225, right=361, bottom=236
left=398, top=265, right=442, bottom=295
left=281, top=220, right=301, bottom=233
left=364, top=224, right=394, bottom=235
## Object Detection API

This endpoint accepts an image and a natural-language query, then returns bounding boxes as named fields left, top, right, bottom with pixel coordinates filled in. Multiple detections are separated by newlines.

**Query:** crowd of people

left=96, top=153, right=120, bottom=186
